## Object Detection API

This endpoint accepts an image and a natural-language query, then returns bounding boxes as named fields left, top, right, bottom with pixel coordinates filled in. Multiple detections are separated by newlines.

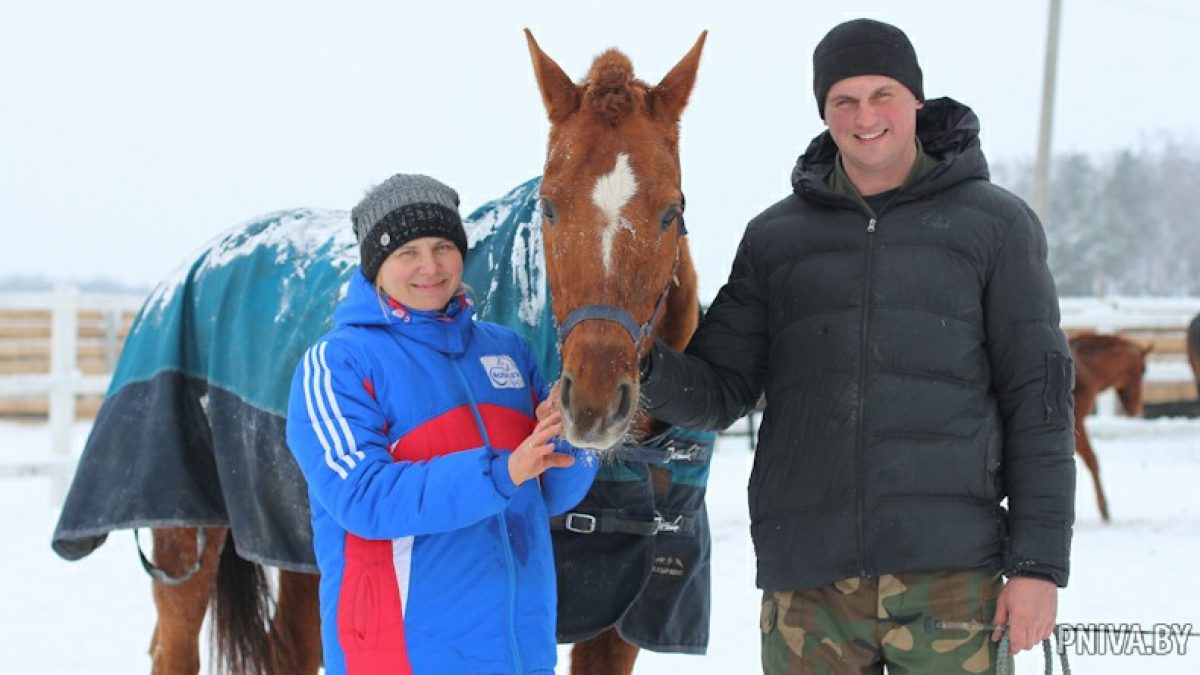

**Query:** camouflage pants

left=760, top=570, right=1004, bottom=674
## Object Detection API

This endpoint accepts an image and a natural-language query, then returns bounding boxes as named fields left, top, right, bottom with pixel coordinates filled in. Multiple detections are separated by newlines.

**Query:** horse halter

left=554, top=195, right=686, bottom=358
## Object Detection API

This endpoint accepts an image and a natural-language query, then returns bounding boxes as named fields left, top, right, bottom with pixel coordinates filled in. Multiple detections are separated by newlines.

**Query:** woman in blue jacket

left=286, top=174, right=598, bottom=674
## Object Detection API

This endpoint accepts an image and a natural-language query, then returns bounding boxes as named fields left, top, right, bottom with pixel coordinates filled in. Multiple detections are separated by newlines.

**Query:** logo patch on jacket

left=480, top=355, right=525, bottom=389
left=921, top=212, right=952, bottom=230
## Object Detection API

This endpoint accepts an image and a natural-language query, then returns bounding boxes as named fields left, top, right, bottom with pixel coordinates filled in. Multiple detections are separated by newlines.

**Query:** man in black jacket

left=641, top=18, right=1075, bottom=673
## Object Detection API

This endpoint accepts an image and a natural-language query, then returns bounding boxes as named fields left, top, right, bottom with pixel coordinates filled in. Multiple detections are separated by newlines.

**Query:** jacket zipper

left=450, top=359, right=525, bottom=675
left=855, top=216, right=877, bottom=578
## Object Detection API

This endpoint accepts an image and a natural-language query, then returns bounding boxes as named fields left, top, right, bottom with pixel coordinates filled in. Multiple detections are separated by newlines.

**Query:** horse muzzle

left=559, top=371, right=636, bottom=450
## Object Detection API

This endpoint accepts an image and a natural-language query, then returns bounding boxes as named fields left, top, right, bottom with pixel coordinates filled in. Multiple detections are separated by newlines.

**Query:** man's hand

left=991, top=576, right=1058, bottom=654
left=508, top=410, right=573, bottom=486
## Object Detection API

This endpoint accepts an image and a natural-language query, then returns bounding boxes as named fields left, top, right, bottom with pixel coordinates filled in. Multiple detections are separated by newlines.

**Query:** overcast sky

left=3, top=0, right=1198, bottom=301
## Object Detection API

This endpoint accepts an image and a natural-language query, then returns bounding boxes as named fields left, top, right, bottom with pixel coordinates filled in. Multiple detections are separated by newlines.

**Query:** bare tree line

left=994, top=137, right=1200, bottom=297
left=5, top=141, right=1199, bottom=299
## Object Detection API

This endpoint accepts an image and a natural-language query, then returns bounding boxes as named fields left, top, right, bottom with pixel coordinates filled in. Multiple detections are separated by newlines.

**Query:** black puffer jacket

left=643, top=98, right=1075, bottom=590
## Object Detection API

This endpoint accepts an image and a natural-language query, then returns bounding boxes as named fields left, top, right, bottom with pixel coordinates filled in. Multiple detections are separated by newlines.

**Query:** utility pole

left=1031, top=0, right=1063, bottom=222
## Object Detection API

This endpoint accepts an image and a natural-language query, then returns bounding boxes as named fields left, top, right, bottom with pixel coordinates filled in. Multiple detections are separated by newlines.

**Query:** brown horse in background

left=1188, top=314, right=1200, bottom=408
left=1069, top=332, right=1151, bottom=522
left=526, top=29, right=706, bottom=674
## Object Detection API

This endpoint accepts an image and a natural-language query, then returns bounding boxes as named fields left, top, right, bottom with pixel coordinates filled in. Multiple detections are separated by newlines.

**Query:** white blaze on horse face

left=591, top=153, right=638, bottom=273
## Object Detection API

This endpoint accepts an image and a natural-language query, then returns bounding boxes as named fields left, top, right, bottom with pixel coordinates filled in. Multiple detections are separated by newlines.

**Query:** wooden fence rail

left=0, top=287, right=144, bottom=499
left=2, top=291, right=1198, bottom=491
left=1060, top=297, right=1200, bottom=412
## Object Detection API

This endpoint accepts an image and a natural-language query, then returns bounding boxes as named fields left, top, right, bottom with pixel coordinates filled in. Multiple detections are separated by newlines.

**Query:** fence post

left=49, top=284, right=79, bottom=503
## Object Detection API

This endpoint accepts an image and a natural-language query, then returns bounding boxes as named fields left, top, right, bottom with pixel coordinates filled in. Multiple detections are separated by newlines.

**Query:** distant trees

left=0, top=274, right=149, bottom=294
left=993, top=138, right=1200, bottom=296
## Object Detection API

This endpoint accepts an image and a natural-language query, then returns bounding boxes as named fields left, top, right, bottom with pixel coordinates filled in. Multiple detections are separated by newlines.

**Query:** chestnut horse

left=526, top=30, right=707, bottom=674
left=1069, top=332, right=1151, bottom=522
left=67, top=33, right=708, bottom=674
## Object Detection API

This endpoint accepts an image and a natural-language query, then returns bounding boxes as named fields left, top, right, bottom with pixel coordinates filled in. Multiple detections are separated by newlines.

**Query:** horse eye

left=659, top=203, right=681, bottom=230
left=539, top=198, right=557, bottom=225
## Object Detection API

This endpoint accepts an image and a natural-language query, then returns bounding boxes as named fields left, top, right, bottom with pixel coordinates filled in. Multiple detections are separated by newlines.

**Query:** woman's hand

left=536, top=382, right=560, bottom=421
left=508, top=410, right=574, bottom=486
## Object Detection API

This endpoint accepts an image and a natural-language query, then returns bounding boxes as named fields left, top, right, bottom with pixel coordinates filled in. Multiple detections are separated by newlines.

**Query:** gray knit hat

left=350, top=174, right=467, bottom=281
left=812, top=18, right=924, bottom=119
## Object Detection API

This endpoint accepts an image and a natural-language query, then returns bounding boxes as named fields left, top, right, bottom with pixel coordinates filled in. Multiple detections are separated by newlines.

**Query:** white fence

left=1061, top=297, right=1200, bottom=387
left=1059, top=297, right=1200, bottom=332
left=0, top=286, right=145, bottom=500
left=1, top=290, right=1197, bottom=498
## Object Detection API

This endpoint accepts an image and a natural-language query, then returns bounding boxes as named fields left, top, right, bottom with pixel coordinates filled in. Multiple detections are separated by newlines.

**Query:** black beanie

left=350, top=174, right=468, bottom=282
left=812, top=18, right=924, bottom=119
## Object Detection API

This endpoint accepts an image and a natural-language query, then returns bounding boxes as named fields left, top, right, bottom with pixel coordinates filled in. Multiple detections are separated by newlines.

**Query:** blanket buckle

left=564, top=512, right=597, bottom=534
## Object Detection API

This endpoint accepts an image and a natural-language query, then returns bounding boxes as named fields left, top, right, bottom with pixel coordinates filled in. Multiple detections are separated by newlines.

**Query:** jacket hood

left=791, top=97, right=990, bottom=205
left=334, top=268, right=475, bottom=356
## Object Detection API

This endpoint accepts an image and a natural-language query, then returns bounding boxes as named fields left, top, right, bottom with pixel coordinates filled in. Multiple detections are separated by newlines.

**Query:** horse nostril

left=614, top=382, right=633, bottom=422
left=561, top=375, right=574, bottom=411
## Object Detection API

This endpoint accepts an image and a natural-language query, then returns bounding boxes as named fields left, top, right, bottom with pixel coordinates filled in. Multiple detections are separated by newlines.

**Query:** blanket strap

left=610, top=427, right=715, bottom=466
left=133, top=528, right=207, bottom=586
left=551, top=509, right=698, bottom=536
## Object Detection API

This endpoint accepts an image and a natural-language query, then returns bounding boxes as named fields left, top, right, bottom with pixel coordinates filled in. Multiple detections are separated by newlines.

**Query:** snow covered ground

left=1, top=416, right=1197, bottom=673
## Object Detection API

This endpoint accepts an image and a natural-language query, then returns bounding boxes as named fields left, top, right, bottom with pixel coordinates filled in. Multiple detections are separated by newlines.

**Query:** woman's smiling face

left=376, top=236, right=463, bottom=311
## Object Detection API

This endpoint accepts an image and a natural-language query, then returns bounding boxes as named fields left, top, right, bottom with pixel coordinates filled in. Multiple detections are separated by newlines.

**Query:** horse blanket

left=51, top=177, right=715, bottom=652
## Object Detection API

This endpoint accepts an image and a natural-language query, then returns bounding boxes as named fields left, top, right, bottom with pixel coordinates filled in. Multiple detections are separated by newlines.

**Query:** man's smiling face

left=823, top=74, right=924, bottom=196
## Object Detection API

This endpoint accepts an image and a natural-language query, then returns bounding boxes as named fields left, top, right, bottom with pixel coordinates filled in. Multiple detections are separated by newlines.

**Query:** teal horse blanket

left=51, top=176, right=714, bottom=652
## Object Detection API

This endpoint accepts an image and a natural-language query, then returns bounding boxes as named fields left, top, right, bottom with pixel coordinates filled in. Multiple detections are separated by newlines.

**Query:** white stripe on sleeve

left=319, top=342, right=366, bottom=462
left=302, top=344, right=348, bottom=479
left=309, top=343, right=357, bottom=472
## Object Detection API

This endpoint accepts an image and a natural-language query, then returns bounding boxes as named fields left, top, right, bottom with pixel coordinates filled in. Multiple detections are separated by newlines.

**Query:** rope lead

left=926, top=618, right=1071, bottom=675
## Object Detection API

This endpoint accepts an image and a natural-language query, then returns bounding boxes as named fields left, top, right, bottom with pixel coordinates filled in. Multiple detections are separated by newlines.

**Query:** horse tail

left=211, top=536, right=298, bottom=674
left=586, top=49, right=636, bottom=126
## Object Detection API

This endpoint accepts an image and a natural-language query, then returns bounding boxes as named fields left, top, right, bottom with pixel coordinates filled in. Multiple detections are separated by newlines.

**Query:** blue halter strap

left=553, top=190, right=687, bottom=357
left=556, top=249, right=680, bottom=357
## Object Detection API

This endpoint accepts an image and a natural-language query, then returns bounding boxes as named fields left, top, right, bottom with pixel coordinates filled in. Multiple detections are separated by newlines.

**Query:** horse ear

left=525, top=29, right=580, bottom=123
left=1143, top=343, right=1154, bottom=356
left=649, top=30, right=707, bottom=121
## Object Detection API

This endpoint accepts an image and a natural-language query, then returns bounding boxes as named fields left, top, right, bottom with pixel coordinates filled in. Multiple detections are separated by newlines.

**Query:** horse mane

left=1069, top=332, right=1141, bottom=354
left=584, top=49, right=647, bottom=126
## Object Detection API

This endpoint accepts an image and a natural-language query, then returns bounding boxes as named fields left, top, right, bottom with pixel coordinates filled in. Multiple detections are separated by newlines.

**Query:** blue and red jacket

left=286, top=270, right=598, bottom=674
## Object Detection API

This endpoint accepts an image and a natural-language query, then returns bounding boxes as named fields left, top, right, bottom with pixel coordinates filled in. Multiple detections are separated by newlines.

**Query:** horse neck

left=633, top=243, right=697, bottom=444
left=654, top=239, right=699, bottom=352
left=1076, top=346, right=1141, bottom=393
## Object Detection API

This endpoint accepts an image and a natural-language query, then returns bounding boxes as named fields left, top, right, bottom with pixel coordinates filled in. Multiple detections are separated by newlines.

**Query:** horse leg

left=1073, top=400, right=1110, bottom=522
left=149, top=526, right=227, bottom=674
left=269, top=570, right=322, bottom=673
left=570, top=627, right=640, bottom=675
left=1077, top=432, right=1110, bottom=522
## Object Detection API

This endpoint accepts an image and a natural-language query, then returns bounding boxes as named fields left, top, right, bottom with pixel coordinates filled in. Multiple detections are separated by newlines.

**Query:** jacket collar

left=791, top=97, right=991, bottom=211
left=826, top=136, right=941, bottom=217
left=334, top=269, right=475, bottom=356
